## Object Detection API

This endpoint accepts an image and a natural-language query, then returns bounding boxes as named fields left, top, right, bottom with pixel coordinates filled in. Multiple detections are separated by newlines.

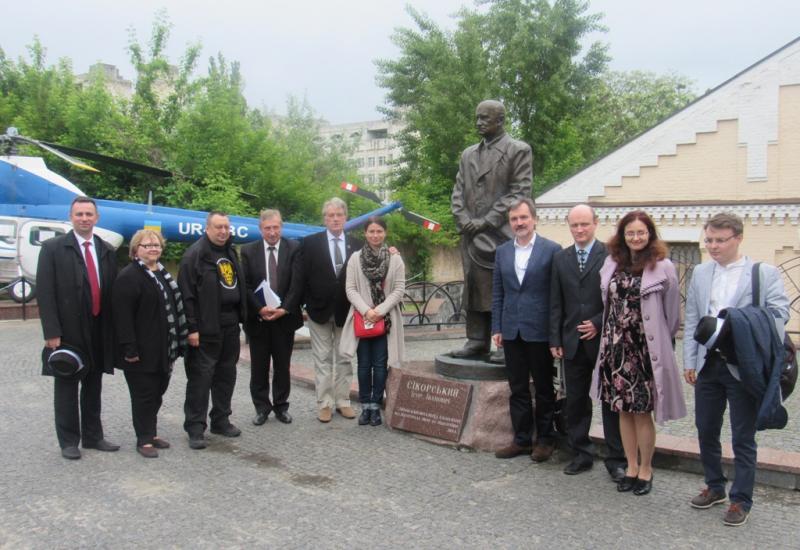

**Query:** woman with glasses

left=591, top=210, right=686, bottom=495
left=112, top=230, right=188, bottom=458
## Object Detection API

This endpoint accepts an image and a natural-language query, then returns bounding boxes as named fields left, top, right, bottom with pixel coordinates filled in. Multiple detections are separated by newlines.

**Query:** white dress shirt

left=263, top=239, right=280, bottom=286
left=74, top=233, right=100, bottom=285
left=708, top=256, right=746, bottom=316
left=513, top=234, right=536, bottom=285
left=327, top=230, right=346, bottom=273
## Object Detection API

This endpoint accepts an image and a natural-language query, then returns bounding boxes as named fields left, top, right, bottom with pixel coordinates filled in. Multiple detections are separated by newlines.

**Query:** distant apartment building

left=318, top=119, right=404, bottom=199
left=76, top=63, right=177, bottom=101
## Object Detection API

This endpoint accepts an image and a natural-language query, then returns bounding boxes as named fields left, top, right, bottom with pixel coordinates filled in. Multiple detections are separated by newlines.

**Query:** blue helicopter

left=0, top=128, right=440, bottom=302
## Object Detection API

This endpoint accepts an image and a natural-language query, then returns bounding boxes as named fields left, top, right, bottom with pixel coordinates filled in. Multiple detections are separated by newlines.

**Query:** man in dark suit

left=549, top=204, right=626, bottom=480
left=37, top=196, right=120, bottom=459
left=241, top=209, right=304, bottom=426
left=301, top=197, right=363, bottom=422
left=491, top=197, right=561, bottom=461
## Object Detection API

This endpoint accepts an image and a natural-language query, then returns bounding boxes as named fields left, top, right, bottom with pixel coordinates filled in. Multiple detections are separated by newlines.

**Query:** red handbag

left=354, top=310, right=385, bottom=338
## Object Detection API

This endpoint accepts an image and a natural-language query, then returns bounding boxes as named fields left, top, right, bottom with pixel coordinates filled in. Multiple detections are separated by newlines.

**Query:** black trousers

left=124, top=369, right=171, bottom=446
left=564, top=343, right=625, bottom=470
left=503, top=337, right=556, bottom=446
left=248, top=321, right=294, bottom=415
left=53, top=315, right=105, bottom=449
left=183, top=324, right=240, bottom=436
left=54, top=367, right=104, bottom=448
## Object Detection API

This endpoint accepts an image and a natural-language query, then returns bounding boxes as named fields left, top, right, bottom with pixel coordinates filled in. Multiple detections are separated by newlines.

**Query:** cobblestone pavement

left=1, top=320, right=798, bottom=549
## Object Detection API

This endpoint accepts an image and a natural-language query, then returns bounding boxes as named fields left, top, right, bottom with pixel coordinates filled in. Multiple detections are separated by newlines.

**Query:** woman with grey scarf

left=341, top=217, right=406, bottom=426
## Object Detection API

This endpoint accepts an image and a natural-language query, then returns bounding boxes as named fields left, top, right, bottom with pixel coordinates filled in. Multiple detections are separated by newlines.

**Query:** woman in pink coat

left=591, top=210, right=686, bottom=496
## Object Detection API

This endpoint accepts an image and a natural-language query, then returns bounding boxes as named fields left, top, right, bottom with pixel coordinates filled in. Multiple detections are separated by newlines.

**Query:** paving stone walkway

left=1, top=320, right=798, bottom=548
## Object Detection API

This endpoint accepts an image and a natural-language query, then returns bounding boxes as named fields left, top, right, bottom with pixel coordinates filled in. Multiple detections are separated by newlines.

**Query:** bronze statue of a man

left=450, top=99, right=533, bottom=358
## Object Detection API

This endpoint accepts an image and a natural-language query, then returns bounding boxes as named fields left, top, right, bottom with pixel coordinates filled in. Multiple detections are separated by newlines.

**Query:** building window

left=378, top=156, right=386, bottom=166
left=367, top=157, right=375, bottom=167
left=357, top=158, right=365, bottom=168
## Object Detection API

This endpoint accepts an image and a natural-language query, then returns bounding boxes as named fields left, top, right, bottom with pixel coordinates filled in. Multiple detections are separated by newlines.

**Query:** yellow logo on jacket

left=217, top=258, right=237, bottom=289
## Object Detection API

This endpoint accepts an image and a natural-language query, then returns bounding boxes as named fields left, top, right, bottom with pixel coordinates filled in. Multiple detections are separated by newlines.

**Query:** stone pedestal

left=385, top=360, right=513, bottom=452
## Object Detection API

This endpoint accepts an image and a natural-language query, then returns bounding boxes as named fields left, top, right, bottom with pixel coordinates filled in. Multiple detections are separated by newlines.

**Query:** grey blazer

left=683, top=258, right=790, bottom=374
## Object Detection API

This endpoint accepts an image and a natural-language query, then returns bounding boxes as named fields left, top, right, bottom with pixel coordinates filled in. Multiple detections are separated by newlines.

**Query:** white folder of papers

left=255, top=280, right=282, bottom=309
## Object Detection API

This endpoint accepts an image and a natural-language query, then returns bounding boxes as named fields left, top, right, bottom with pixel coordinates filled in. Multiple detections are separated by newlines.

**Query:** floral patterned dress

left=597, top=270, right=654, bottom=413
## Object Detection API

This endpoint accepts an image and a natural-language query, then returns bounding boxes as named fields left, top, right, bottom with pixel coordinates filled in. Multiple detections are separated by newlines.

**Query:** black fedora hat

left=43, top=344, right=87, bottom=378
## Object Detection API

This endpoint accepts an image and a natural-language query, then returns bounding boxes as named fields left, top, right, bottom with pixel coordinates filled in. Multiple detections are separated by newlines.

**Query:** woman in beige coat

left=340, top=216, right=406, bottom=426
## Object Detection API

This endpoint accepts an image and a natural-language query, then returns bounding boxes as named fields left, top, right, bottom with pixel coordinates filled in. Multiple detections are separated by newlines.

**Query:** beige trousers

left=307, top=317, right=353, bottom=409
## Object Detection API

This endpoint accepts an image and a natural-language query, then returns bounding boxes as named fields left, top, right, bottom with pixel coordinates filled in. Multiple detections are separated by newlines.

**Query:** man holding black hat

left=37, top=196, right=120, bottom=460
left=683, top=212, right=789, bottom=526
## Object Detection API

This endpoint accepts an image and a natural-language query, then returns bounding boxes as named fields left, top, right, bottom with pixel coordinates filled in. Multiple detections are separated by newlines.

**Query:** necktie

left=83, top=241, right=101, bottom=316
left=577, top=248, right=587, bottom=273
left=268, top=246, right=278, bottom=292
left=333, top=237, right=343, bottom=276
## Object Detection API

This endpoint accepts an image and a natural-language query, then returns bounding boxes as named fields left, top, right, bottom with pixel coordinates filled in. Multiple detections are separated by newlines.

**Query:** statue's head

left=476, top=100, right=506, bottom=141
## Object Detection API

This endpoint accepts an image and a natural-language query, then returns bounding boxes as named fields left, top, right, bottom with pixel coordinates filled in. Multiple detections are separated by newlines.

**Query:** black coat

left=549, top=241, right=607, bottom=361
left=112, top=262, right=178, bottom=372
left=177, top=235, right=247, bottom=337
left=36, top=230, right=118, bottom=375
left=300, top=231, right=362, bottom=326
left=240, top=237, right=304, bottom=334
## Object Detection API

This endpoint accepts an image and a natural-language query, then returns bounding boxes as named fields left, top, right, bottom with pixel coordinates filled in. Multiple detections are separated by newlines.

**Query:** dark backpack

left=752, top=263, right=798, bottom=400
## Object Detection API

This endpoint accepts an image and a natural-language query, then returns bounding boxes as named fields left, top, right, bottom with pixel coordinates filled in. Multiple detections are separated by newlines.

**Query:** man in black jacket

left=549, top=204, right=625, bottom=480
left=178, top=211, right=247, bottom=449
left=241, top=209, right=303, bottom=426
left=37, top=196, right=120, bottom=459
left=301, top=197, right=362, bottom=423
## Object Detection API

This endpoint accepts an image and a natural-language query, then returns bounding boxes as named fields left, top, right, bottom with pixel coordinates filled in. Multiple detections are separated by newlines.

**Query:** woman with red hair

left=591, top=210, right=686, bottom=495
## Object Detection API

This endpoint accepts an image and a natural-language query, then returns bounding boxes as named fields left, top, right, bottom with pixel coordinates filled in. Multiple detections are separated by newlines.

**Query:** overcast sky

left=3, top=1, right=800, bottom=124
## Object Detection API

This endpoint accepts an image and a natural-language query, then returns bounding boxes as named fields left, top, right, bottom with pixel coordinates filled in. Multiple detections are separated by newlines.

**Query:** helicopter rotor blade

left=401, top=210, right=441, bottom=232
left=40, top=141, right=172, bottom=178
left=14, top=136, right=101, bottom=173
left=340, top=181, right=384, bottom=204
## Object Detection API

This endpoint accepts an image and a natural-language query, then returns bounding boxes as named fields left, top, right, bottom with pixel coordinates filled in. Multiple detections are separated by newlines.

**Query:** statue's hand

left=463, top=218, right=487, bottom=236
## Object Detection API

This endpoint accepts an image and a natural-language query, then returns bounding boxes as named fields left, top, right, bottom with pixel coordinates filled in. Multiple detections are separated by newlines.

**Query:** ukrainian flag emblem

left=144, top=220, right=162, bottom=232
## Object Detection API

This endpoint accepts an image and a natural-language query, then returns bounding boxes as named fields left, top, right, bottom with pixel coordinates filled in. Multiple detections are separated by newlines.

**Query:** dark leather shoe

left=494, top=442, right=533, bottom=459
left=617, top=476, right=638, bottom=492
left=137, top=444, right=158, bottom=458
left=531, top=442, right=555, bottom=463
left=152, top=437, right=170, bottom=449
left=188, top=435, right=207, bottom=450
left=252, top=411, right=269, bottom=426
left=370, top=410, right=382, bottom=426
left=61, top=446, right=81, bottom=460
left=210, top=424, right=241, bottom=437
left=83, top=439, right=120, bottom=452
left=275, top=411, right=292, bottom=424
left=633, top=475, right=653, bottom=496
left=358, top=409, right=372, bottom=425
left=609, top=466, right=626, bottom=483
left=564, top=459, right=593, bottom=475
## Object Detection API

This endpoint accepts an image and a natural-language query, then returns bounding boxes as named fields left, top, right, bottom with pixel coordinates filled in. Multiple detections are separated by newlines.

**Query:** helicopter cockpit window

left=29, top=227, right=65, bottom=246
left=0, top=221, right=15, bottom=246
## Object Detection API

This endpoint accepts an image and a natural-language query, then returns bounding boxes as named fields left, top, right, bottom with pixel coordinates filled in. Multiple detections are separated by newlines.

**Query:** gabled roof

left=536, top=35, right=800, bottom=204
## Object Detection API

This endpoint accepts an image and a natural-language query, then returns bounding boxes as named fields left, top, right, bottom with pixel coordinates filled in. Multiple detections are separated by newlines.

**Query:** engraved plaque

left=390, top=373, right=472, bottom=441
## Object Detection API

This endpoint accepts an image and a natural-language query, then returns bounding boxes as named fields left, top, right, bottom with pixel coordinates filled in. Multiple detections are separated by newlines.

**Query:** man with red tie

left=37, top=196, right=120, bottom=459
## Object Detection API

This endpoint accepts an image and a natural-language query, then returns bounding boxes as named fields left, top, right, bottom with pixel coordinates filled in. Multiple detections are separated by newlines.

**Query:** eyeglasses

left=624, top=231, right=649, bottom=239
left=703, top=235, right=736, bottom=245
left=139, top=243, right=162, bottom=250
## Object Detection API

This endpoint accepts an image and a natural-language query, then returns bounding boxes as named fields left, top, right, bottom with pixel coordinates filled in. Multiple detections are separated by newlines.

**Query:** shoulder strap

left=751, top=262, right=761, bottom=307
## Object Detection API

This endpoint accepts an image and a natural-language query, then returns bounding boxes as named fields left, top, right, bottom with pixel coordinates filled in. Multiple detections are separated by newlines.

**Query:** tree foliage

left=0, top=15, right=356, bottom=230
left=376, top=0, right=697, bottom=256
